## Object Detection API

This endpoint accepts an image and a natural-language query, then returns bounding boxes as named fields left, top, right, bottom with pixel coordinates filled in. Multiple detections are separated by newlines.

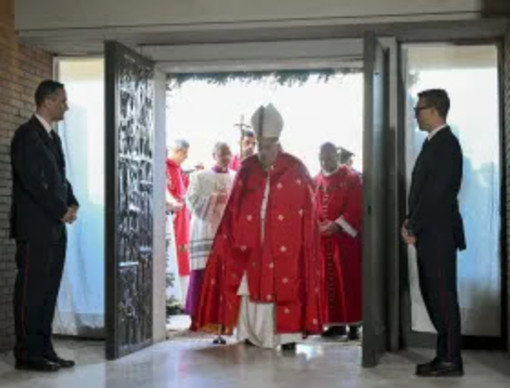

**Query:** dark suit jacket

left=10, top=116, right=79, bottom=242
left=408, top=126, right=466, bottom=250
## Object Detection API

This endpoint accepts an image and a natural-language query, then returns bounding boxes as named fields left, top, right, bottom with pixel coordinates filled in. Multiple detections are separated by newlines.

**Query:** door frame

left=361, top=32, right=392, bottom=367
left=397, top=38, right=508, bottom=351
left=148, top=35, right=399, bottom=366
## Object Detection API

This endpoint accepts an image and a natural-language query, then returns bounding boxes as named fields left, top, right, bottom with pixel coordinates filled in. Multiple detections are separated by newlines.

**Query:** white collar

left=427, top=124, right=448, bottom=141
left=322, top=166, right=340, bottom=177
left=35, top=114, right=53, bottom=134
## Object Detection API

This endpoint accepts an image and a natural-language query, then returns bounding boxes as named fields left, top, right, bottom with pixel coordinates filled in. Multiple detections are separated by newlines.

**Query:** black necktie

left=49, top=130, right=57, bottom=142
left=48, top=131, right=64, bottom=167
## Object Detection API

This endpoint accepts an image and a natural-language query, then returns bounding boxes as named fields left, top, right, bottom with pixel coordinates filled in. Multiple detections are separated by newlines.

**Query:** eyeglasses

left=413, top=105, right=432, bottom=114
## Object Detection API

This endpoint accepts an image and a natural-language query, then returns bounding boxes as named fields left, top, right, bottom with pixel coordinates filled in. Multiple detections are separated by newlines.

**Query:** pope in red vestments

left=194, top=104, right=323, bottom=350
left=166, top=141, right=191, bottom=278
left=315, top=143, right=362, bottom=340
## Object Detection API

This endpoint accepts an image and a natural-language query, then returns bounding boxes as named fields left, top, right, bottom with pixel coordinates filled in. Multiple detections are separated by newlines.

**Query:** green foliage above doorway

left=167, top=68, right=358, bottom=88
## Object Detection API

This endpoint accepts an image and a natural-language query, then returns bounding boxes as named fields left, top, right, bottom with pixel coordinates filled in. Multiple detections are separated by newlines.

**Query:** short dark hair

left=319, top=142, right=337, bottom=154
left=241, top=129, right=255, bottom=138
left=418, top=89, right=450, bottom=118
left=35, top=80, right=65, bottom=107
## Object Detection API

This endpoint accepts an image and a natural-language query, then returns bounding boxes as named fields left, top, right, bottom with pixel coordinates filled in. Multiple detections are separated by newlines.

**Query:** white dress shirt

left=34, top=114, right=53, bottom=135
left=427, top=123, right=448, bottom=141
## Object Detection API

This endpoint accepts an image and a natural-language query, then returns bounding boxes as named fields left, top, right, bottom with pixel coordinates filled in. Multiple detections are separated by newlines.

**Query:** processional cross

left=234, top=114, right=252, bottom=158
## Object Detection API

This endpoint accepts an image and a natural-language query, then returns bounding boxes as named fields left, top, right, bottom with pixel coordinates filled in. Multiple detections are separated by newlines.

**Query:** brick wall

left=0, top=0, right=53, bottom=351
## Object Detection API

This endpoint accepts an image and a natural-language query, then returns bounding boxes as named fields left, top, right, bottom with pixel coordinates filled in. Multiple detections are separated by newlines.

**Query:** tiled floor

left=1, top=335, right=509, bottom=388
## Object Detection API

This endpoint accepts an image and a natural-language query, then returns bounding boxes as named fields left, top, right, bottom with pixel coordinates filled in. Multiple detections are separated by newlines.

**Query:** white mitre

left=250, top=104, right=284, bottom=140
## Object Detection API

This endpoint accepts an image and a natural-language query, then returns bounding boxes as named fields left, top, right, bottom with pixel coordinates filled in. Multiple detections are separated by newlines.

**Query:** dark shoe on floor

left=244, top=339, right=255, bottom=347
left=212, top=336, right=227, bottom=345
left=416, top=358, right=440, bottom=375
left=321, top=326, right=346, bottom=338
left=281, top=343, right=296, bottom=352
left=15, top=358, right=60, bottom=372
left=347, top=326, right=360, bottom=341
left=44, top=355, right=75, bottom=368
left=416, top=360, right=464, bottom=377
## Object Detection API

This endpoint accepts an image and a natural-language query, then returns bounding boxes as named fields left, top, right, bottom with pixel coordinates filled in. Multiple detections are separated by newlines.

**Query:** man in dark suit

left=10, top=80, right=79, bottom=371
left=402, top=89, right=466, bottom=377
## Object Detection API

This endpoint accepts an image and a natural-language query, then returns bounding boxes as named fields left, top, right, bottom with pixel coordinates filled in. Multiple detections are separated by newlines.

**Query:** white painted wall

left=16, top=0, right=481, bottom=31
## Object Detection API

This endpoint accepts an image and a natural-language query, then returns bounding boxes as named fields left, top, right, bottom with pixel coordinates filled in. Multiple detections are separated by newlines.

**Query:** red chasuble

left=166, top=158, right=191, bottom=276
left=194, top=152, right=323, bottom=336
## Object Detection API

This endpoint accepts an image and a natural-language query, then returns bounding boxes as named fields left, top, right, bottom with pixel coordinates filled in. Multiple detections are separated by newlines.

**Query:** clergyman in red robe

left=166, top=139, right=192, bottom=301
left=315, top=142, right=362, bottom=340
left=193, top=104, right=323, bottom=351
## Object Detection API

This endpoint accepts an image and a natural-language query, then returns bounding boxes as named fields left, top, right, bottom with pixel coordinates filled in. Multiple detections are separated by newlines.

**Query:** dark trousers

left=13, top=238, right=66, bottom=361
left=416, top=229, right=462, bottom=363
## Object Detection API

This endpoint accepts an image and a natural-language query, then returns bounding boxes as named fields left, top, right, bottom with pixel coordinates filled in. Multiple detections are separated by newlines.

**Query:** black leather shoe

left=44, top=355, right=75, bottom=368
left=321, top=326, right=346, bottom=338
left=244, top=339, right=255, bottom=347
left=416, top=358, right=439, bottom=375
left=15, top=358, right=60, bottom=372
left=347, top=326, right=360, bottom=341
left=281, top=343, right=296, bottom=352
left=212, top=336, right=227, bottom=345
left=416, top=360, right=464, bottom=377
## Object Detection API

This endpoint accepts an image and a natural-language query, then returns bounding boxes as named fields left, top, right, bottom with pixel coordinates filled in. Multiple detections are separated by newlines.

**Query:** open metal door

left=362, top=33, right=390, bottom=367
left=105, top=41, right=155, bottom=360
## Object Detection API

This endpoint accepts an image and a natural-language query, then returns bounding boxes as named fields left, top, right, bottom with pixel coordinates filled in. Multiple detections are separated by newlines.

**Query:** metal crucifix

left=234, top=114, right=252, bottom=158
